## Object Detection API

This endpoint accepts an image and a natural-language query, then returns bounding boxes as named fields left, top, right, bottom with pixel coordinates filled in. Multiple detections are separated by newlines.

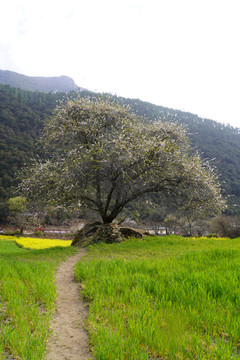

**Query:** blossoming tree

left=19, top=97, right=225, bottom=224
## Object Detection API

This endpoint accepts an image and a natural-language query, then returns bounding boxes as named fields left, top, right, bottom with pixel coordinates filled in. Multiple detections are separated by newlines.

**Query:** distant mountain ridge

left=0, top=69, right=78, bottom=93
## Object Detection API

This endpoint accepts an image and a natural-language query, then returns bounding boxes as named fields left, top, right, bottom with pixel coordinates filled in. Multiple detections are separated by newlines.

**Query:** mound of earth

left=72, top=222, right=144, bottom=247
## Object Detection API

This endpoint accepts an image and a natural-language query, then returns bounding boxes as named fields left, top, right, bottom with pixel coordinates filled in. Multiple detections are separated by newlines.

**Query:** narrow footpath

left=46, top=249, right=92, bottom=360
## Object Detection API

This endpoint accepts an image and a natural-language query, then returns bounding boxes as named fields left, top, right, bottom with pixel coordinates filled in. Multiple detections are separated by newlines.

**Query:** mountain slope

left=0, top=89, right=43, bottom=199
left=0, top=69, right=78, bottom=93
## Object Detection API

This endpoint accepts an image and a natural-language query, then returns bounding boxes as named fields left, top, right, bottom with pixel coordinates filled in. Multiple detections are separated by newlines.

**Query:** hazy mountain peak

left=0, top=69, right=79, bottom=93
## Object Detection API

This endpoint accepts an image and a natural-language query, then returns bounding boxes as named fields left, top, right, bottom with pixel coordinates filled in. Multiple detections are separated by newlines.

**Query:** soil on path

left=46, top=249, right=92, bottom=360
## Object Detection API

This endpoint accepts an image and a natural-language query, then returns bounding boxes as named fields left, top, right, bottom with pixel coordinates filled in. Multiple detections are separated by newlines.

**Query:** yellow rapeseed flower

left=0, top=235, right=72, bottom=249
left=191, top=236, right=230, bottom=240
left=0, top=235, right=15, bottom=241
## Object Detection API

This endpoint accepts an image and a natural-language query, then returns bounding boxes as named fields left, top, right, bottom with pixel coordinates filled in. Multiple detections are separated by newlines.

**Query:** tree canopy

left=19, top=97, right=225, bottom=223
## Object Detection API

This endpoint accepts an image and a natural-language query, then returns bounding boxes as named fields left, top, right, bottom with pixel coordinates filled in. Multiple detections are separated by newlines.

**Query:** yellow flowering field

left=191, top=236, right=230, bottom=240
left=0, top=235, right=72, bottom=249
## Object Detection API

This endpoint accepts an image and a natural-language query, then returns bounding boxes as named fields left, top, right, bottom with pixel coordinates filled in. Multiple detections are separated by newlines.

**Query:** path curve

left=46, top=249, right=92, bottom=360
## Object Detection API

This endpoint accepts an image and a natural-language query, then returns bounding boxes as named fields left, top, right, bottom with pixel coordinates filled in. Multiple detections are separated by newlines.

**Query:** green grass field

left=0, top=237, right=77, bottom=360
left=2, top=235, right=240, bottom=359
left=75, top=235, right=240, bottom=360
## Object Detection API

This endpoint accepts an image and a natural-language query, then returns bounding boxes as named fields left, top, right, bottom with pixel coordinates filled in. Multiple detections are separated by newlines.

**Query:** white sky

left=0, top=0, right=240, bottom=128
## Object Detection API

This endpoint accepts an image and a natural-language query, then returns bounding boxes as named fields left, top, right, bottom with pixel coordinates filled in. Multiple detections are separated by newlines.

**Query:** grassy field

left=0, top=235, right=76, bottom=360
left=75, top=235, right=240, bottom=360
left=2, top=234, right=240, bottom=359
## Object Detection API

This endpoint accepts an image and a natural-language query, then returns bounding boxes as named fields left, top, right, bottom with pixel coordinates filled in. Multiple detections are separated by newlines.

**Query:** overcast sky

left=0, top=0, right=240, bottom=128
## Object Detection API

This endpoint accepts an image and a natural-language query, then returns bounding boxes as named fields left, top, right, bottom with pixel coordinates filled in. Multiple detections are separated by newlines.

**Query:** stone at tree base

left=71, top=221, right=102, bottom=246
left=93, top=224, right=122, bottom=244
left=119, top=227, right=144, bottom=238
left=72, top=223, right=145, bottom=247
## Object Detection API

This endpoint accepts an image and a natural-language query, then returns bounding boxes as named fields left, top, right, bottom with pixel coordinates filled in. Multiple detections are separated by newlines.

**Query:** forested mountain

left=0, top=89, right=44, bottom=198
left=0, top=84, right=90, bottom=220
left=0, top=83, right=240, bottom=222
left=0, top=69, right=78, bottom=93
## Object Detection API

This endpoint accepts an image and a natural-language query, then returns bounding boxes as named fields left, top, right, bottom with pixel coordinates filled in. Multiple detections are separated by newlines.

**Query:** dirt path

left=46, top=249, right=92, bottom=360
